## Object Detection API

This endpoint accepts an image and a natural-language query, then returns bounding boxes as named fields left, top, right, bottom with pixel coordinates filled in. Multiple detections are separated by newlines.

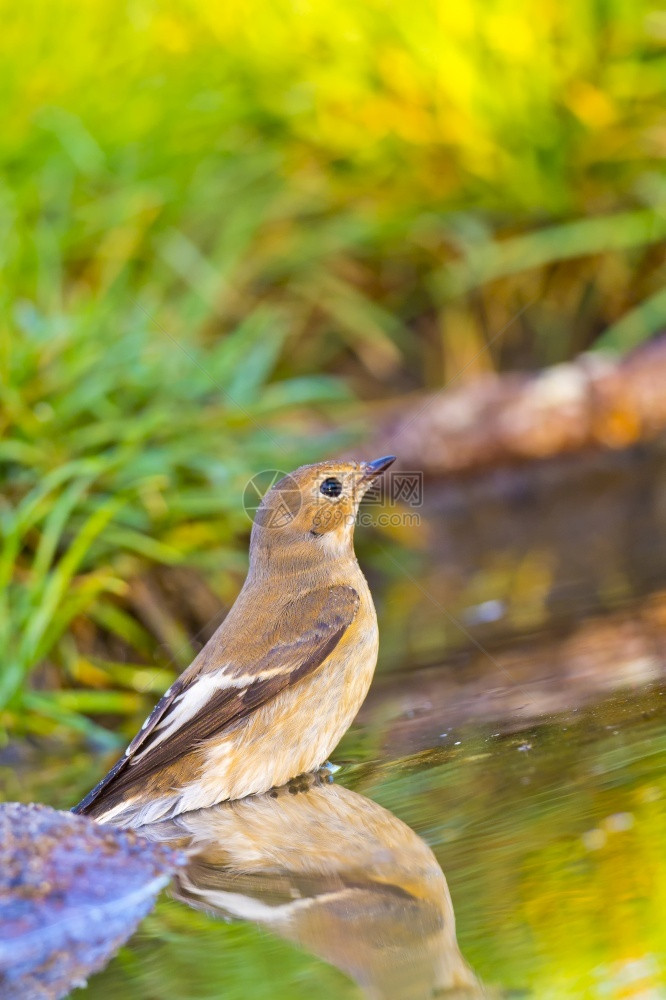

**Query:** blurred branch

left=371, top=336, right=666, bottom=475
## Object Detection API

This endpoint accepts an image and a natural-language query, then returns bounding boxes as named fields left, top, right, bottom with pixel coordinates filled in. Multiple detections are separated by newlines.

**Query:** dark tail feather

left=72, top=754, right=128, bottom=816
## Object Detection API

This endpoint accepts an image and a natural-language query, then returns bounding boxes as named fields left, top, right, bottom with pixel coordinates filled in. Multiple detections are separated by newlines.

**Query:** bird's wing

left=73, top=585, right=360, bottom=815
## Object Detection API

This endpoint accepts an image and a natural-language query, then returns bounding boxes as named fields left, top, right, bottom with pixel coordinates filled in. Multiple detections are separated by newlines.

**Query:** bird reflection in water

left=140, top=773, right=484, bottom=999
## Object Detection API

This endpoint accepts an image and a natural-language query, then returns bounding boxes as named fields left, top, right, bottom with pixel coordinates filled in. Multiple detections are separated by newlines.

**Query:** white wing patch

left=129, top=665, right=288, bottom=763
left=136, top=675, right=221, bottom=756
left=178, top=883, right=314, bottom=923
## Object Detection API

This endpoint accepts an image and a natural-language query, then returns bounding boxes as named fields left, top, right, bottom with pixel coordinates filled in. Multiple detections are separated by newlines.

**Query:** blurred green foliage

left=2, top=0, right=666, bottom=738
left=0, top=310, right=348, bottom=741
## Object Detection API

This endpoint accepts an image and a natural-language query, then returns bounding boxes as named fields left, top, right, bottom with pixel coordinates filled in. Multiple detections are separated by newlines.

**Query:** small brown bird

left=73, top=456, right=395, bottom=827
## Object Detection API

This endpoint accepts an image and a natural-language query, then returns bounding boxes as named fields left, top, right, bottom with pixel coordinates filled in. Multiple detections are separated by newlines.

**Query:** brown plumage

left=73, top=456, right=395, bottom=827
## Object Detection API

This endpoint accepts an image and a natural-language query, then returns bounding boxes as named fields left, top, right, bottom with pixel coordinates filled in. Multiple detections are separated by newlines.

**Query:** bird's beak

left=361, top=455, right=396, bottom=480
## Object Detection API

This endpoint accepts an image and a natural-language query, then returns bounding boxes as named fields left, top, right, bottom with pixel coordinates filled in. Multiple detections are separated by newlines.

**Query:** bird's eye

left=320, top=477, right=343, bottom=498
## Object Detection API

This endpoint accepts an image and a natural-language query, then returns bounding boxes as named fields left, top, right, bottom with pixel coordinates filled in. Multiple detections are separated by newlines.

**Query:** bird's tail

left=74, top=790, right=187, bottom=829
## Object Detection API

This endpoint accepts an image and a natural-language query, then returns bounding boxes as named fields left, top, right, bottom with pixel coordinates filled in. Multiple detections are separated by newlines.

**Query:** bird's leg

left=320, top=760, right=341, bottom=774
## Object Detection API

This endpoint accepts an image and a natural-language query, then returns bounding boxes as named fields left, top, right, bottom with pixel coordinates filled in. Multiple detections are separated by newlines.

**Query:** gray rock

left=0, top=802, right=182, bottom=999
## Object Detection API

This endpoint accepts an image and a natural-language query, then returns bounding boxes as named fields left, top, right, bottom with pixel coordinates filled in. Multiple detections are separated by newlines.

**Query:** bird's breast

left=197, top=587, right=379, bottom=803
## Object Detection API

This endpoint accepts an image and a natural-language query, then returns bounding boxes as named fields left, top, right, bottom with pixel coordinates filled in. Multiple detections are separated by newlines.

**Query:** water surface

left=75, top=680, right=666, bottom=1000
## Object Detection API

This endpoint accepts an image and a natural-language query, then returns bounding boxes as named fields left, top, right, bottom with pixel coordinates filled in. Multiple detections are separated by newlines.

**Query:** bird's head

left=249, top=456, right=396, bottom=569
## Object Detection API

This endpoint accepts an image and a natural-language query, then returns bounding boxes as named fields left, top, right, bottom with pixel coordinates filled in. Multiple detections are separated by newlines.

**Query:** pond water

left=70, top=679, right=666, bottom=1000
